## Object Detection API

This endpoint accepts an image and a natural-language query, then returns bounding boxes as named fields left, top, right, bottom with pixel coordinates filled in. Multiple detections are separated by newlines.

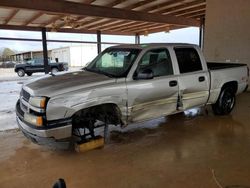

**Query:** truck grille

left=21, top=89, right=30, bottom=102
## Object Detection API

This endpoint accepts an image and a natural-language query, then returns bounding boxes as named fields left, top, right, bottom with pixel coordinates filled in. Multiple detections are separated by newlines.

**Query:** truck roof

left=111, top=43, right=198, bottom=50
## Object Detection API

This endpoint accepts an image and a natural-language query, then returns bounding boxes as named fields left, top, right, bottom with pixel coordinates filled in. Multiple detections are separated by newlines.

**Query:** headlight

left=29, top=97, right=47, bottom=108
left=24, top=113, right=43, bottom=126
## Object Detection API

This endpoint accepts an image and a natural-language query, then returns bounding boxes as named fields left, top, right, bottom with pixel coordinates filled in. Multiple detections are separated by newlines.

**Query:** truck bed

left=207, top=62, right=246, bottom=70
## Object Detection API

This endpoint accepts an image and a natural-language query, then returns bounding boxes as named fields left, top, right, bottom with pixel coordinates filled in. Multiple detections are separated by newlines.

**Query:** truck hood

left=23, top=70, right=115, bottom=97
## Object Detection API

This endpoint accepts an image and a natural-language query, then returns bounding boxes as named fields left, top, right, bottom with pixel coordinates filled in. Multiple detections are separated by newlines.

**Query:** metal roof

left=0, top=0, right=206, bottom=35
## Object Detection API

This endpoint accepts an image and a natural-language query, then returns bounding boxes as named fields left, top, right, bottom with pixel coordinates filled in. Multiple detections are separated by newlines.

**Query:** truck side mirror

left=136, top=69, right=154, bottom=80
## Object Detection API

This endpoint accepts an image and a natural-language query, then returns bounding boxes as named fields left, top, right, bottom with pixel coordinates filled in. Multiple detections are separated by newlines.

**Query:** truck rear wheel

left=17, top=69, right=25, bottom=77
left=212, top=87, right=236, bottom=115
left=27, top=72, right=33, bottom=76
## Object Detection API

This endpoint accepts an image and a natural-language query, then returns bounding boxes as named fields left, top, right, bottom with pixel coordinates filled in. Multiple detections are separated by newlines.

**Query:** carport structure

left=0, top=0, right=206, bottom=73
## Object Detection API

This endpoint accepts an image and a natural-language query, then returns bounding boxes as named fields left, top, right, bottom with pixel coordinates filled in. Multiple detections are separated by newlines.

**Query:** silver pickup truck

left=16, top=43, right=249, bottom=148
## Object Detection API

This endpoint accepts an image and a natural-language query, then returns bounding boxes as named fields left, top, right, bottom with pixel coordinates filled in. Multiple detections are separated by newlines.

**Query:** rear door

left=127, top=47, right=179, bottom=123
left=32, top=59, right=45, bottom=72
left=174, top=47, right=210, bottom=110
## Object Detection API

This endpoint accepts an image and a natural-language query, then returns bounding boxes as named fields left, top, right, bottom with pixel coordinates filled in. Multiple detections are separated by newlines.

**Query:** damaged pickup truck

left=16, top=43, right=249, bottom=149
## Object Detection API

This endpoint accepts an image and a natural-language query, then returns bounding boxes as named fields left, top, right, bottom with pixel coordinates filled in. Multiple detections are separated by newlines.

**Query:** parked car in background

left=0, top=61, right=17, bottom=68
left=14, top=58, right=68, bottom=77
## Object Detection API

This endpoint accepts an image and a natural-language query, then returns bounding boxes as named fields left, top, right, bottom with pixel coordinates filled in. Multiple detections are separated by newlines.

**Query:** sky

left=0, top=27, right=199, bottom=52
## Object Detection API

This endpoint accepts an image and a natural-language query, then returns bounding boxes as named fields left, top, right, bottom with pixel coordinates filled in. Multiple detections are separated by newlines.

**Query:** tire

left=17, top=69, right=25, bottom=77
left=27, top=72, right=33, bottom=76
left=51, top=68, right=58, bottom=74
left=212, top=87, right=236, bottom=115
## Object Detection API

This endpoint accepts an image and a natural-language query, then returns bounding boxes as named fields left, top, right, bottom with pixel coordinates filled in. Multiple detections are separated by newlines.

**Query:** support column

left=199, top=17, right=205, bottom=50
left=42, top=28, right=49, bottom=74
left=135, top=33, right=140, bottom=44
left=97, top=30, right=101, bottom=54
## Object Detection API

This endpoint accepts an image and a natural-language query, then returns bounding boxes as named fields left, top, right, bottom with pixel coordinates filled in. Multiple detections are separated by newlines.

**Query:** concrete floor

left=0, top=92, right=250, bottom=188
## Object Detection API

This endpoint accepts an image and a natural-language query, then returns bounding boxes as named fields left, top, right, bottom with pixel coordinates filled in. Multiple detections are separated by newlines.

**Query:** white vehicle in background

left=16, top=43, right=249, bottom=149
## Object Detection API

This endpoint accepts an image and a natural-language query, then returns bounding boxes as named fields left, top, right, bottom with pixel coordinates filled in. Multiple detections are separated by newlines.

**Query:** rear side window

left=174, top=48, right=202, bottom=73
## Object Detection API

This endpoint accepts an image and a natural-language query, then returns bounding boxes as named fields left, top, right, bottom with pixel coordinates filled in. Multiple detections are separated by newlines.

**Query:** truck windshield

left=84, top=48, right=141, bottom=78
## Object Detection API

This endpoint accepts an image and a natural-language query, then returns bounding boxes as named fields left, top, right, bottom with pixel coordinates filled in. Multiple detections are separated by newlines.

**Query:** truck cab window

left=137, top=48, right=173, bottom=77
left=174, top=48, right=202, bottom=73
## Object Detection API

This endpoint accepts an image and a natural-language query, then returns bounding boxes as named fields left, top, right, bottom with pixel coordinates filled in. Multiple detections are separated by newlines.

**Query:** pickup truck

left=14, top=58, right=68, bottom=77
left=15, top=43, right=249, bottom=148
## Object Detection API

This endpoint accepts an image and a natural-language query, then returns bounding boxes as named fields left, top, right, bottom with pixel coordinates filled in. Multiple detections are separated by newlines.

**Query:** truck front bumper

left=16, top=100, right=73, bottom=149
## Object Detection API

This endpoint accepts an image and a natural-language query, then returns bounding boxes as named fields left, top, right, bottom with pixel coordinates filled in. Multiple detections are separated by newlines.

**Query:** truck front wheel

left=17, top=69, right=25, bottom=77
left=212, top=87, right=236, bottom=115
left=51, top=68, right=58, bottom=74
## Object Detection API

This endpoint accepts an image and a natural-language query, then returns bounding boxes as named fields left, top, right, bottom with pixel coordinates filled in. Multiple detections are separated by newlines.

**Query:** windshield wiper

left=83, top=67, right=114, bottom=78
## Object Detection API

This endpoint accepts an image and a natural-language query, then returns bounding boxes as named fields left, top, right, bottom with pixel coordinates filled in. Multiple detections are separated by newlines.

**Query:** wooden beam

left=159, top=0, right=206, bottom=15
left=137, top=24, right=171, bottom=33
left=24, top=12, right=43, bottom=26
left=112, top=22, right=156, bottom=32
left=0, top=24, right=134, bottom=35
left=87, top=20, right=124, bottom=30
left=142, top=0, right=185, bottom=13
left=123, top=0, right=155, bottom=10
left=100, top=21, right=137, bottom=31
left=4, top=9, right=19, bottom=24
left=101, top=21, right=139, bottom=31
left=139, top=25, right=184, bottom=35
left=82, top=0, right=96, bottom=4
left=185, top=10, right=206, bottom=18
left=42, top=15, right=64, bottom=27
left=173, top=5, right=206, bottom=17
left=112, top=22, right=152, bottom=31
left=192, top=15, right=205, bottom=19
left=122, top=23, right=163, bottom=32
left=84, top=0, right=157, bottom=30
left=62, top=0, right=121, bottom=29
left=0, top=37, right=128, bottom=45
left=0, top=0, right=199, bottom=26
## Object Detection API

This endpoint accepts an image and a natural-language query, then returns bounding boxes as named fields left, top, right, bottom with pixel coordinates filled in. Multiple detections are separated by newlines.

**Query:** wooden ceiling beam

left=123, top=0, right=155, bottom=10
left=0, top=24, right=134, bottom=35
left=64, top=0, right=124, bottom=29
left=24, top=12, right=43, bottom=26
left=121, top=23, right=163, bottom=32
left=78, top=0, right=155, bottom=30
left=159, top=0, right=206, bottom=15
left=0, top=0, right=199, bottom=26
left=101, top=21, right=139, bottom=31
left=4, top=9, right=19, bottom=24
left=82, top=0, right=96, bottom=4
left=184, top=10, right=206, bottom=18
left=138, top=25, right=184, bottom=35
left=172, top=5, right=206, bottom=17
left=136, top=24, right=171, bottom=33
left=111, top=22, right=153, bottom=32
left=142, top=0, right=185, bottom=13
left=87, top=20, right=124, bottom=30
left=41, top=15, right=65, bottom=27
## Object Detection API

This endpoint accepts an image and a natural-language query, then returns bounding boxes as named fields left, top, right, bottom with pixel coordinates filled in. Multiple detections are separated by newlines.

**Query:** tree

left=1, top=48, right=15, bottom=61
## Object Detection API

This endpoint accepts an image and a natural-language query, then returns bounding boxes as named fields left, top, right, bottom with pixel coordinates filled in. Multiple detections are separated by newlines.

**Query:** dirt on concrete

left=0, top=93, right=250, bottom=188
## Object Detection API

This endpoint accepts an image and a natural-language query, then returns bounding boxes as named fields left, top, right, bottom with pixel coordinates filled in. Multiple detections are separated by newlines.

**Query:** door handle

left=169, top=80, right=178, bottom=87
left=198, top=76, right=205, bottom=82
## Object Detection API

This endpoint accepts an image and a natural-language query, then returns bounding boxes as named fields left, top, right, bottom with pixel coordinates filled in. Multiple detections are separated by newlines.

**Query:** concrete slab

left=0, top=92, right=249, bottom=188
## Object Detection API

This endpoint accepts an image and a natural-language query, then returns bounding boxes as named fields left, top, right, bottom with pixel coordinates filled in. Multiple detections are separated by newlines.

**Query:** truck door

left=174, top=47, right=209, bottom=110
left=127, top=48, right=179, bottom=123
left=32, top=58, right=45, bottom=72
